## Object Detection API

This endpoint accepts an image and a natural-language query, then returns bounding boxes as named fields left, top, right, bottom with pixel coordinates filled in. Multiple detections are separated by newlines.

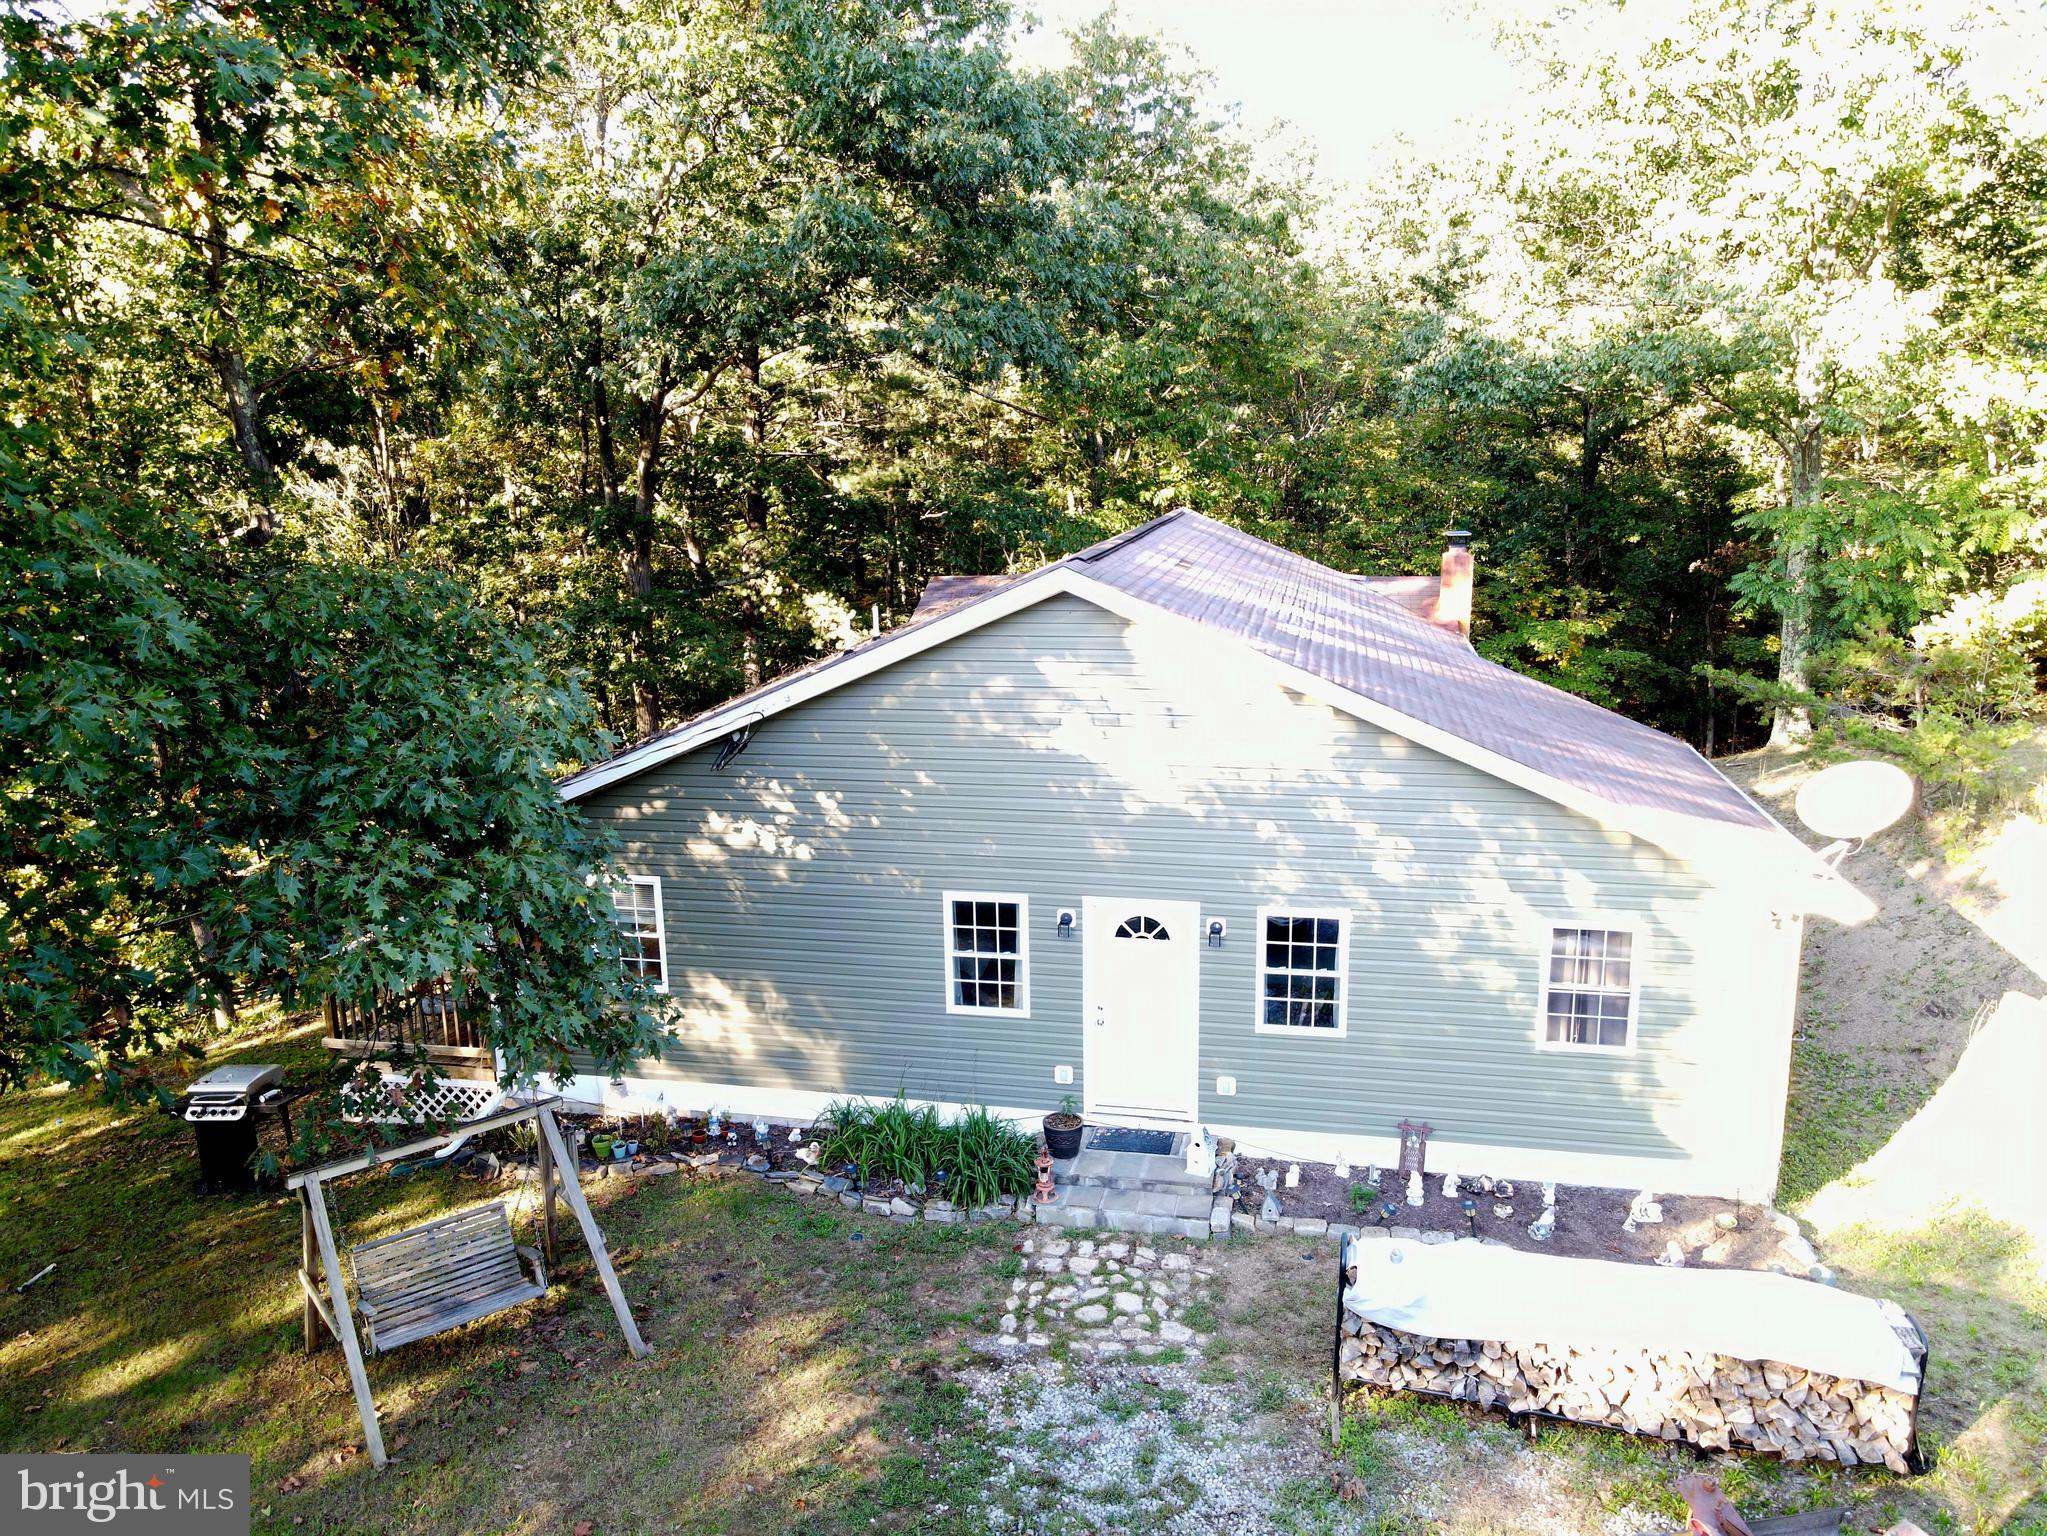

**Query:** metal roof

left=909, top=574, right=1014, bottom=620
left=1068, top=512, right=1771, bottom=830
left=1344, top=572, right=1443, bottom=623
left=561, top=510, right=1770, bottom=833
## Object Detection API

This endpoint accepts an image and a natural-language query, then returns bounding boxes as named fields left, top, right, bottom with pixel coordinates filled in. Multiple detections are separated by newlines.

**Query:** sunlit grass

left=1, top=1028, right=1022, bottom=1535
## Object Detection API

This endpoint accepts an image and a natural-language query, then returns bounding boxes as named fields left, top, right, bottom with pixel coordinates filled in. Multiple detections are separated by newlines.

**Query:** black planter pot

left=1043, top=1117, right=1084, bottom=1160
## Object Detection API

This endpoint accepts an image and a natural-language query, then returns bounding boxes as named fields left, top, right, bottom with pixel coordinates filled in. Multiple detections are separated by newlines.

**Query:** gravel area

left=962, top=1355, right=1306, bottom=1535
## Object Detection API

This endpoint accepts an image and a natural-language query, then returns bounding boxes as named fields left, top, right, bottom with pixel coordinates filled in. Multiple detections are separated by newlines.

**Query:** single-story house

left=557, top=511, right=1873, bottom=1198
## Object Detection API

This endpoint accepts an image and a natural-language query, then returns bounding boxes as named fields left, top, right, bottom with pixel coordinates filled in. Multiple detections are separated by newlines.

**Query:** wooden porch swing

left=289, top=1097, right=650, bottom=1468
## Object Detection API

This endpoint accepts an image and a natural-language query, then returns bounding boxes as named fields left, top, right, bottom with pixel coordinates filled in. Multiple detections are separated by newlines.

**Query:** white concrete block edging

left=547, top=1073, right=1771, bottom=1201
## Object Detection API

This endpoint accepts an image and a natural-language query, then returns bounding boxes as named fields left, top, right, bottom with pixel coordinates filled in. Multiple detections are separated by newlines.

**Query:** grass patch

left=1, top=1024, right=1024, bottom=1535
left=1778, top=1039, right=1936, bottom=1207
left=1179, top=1297, right=1220, bottom=1333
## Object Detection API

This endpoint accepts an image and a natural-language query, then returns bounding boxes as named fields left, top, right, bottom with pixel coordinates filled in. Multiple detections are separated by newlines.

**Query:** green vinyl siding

left=574, top=594, right=1729, bottom=1166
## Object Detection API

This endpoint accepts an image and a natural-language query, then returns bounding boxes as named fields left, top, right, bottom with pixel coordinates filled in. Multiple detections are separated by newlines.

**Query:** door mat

left=1086, top=1127, right=1179, bottom=1156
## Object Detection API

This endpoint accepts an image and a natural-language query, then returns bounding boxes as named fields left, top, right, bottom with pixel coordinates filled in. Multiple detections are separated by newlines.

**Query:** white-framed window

left=1255, top=906, right=1349, bottom=1036
left=1537, top=922, right=1640, bottom=1051
left=611, top=876, right=669, bottom=993
left=943, top=891, right=1029, bottom=1017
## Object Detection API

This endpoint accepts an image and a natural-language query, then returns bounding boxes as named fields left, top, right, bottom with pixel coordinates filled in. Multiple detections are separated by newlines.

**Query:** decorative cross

left=1395, top=1119, right=1433, bottom=1178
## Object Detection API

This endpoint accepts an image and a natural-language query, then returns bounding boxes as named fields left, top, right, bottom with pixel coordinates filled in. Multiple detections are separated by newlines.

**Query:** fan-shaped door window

left=1114, top=914, right=1171, bottom=940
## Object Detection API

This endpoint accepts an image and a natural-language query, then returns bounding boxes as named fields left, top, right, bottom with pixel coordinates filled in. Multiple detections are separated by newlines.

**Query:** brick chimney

left=1433, top=530, right=1473, bottom=638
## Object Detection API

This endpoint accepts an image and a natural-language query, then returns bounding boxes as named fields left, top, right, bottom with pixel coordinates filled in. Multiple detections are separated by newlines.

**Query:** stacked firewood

left=1337, top=1305, right=1916, bottom=1472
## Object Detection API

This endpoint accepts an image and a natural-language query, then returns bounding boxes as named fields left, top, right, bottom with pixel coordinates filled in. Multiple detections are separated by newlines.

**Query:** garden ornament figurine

left=1405, top=1170, right=1423, bottom=1207
left=1671, top=1472, right=1755, bottom=1536
left=1624, top=1190, right=1664, bottom=1233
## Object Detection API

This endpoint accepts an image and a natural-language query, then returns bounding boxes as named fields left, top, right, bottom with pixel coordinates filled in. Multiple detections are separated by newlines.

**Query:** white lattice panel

left=345, top=1073, right=503, bottom=1125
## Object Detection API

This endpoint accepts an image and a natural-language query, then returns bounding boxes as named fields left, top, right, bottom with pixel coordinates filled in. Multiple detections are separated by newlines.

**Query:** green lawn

left=1, top=1016, right=1019, bottom=1535
left=5, top=1007, right=2043, bottom=1533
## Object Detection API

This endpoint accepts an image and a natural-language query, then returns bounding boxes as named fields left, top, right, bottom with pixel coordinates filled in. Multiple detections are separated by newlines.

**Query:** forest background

left=5, top=0, right=2043, bottom=1087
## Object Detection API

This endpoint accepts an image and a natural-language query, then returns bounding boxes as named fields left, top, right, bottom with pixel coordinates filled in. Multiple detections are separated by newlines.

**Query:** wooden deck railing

left=322, top=977, right=489, bottom=1060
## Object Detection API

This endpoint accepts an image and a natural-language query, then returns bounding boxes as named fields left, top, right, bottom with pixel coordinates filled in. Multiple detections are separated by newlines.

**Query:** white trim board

left=557, top=569, right=1070, bottom=801
left=534, top=1071, right=1780, bottom=1200
left=539, top=1072, right=1046, bottom=1140
left=1202, top=1118, right=1780, bottom=1202
left=559, top=565, right=1871, bottom=923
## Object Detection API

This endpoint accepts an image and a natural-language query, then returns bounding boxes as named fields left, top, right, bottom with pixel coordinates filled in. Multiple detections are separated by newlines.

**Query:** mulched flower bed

left=506, top=1111, right=1808, bottom=1274
left=557, top=1113, right=812, bottom=1173
left=1229, top=1151, right=1791, bottom=1271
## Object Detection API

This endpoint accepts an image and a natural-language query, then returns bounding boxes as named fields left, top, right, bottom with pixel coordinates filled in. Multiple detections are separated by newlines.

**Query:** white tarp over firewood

left=1343, top=1238, right=1921, bottom=1391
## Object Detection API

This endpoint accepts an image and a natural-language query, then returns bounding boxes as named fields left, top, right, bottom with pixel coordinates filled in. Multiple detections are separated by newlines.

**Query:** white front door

left=1082, top=897, right=1200, bottom=1126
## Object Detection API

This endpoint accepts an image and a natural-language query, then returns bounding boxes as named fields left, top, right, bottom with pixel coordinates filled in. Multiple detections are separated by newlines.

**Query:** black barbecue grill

left=181, top=1064, right=285, bottom=1192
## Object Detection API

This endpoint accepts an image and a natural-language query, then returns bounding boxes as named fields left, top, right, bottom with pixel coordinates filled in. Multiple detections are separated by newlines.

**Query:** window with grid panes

left=1542, top=926, right=1635, bottom=1048
left=611, top=878, right=667, bottom=989
left=1259, top=910, right=1346, bottom=1032
left=946, top=895, right=1026, bottom=1013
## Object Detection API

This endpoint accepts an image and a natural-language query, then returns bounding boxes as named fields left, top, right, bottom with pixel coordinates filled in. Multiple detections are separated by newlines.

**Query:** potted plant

left=590, top=1131, right=615, bottom=1160
left=1043, top=1094, right=1084, bottom=1160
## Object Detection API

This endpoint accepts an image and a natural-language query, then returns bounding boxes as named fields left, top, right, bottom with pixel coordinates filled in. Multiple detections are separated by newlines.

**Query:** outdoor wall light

left=1055, top=908, right=1077, bottom=938
left=1206, top=918, right=1227, bottom=947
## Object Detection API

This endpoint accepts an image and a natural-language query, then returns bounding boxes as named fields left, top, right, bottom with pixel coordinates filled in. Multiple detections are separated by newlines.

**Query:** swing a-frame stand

left=289, top=1097, right=649, bottom=1468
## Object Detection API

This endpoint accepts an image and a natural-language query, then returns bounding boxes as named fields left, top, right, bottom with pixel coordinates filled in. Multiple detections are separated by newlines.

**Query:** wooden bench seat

left=347, top=1202, right=547, bottom=1355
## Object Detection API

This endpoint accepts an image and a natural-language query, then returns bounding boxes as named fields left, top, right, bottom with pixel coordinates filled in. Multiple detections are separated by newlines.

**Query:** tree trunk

left=1769, top=417, right=1823, bottom=746
left=188, top=80, right=279, bottom=538
left=210, top=343, right=280, bottom=510
left=738, top=342, right=770, bottom=690
left=620, top=372, right=671, bottom=739
left=590, top=336, right=622, bottom=510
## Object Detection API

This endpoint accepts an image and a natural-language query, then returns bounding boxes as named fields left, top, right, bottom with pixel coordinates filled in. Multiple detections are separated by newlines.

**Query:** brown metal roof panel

left=910, top=573, right=1016, bottom=620
left=1081, top=513, right=1765, bottom=829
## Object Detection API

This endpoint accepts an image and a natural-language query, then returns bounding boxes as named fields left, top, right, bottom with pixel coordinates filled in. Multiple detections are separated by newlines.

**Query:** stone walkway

left=988, top=1233, right=1216, bottom=1362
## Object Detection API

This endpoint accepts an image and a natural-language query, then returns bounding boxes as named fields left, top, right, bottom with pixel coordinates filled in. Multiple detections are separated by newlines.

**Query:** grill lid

left=186, top=1064, right=284, bottom=1097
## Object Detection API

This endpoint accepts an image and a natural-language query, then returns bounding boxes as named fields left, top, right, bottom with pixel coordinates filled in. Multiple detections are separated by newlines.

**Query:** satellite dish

left=1795, top=760, right=1915, bottom=842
